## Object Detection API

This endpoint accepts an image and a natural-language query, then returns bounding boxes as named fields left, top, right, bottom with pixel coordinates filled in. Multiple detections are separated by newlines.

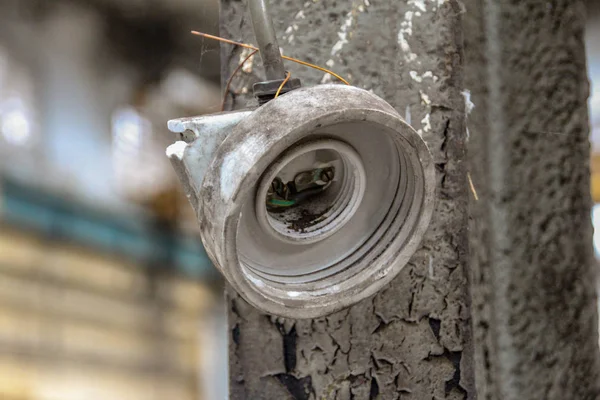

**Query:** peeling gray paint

left=221, top=0, right=473, bottom=398
left=219, top=0, right=600, bottom=399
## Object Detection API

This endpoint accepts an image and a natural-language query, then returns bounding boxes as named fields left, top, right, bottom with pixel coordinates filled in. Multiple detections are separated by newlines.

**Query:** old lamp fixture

left=165, top=0, right=435, bottom=319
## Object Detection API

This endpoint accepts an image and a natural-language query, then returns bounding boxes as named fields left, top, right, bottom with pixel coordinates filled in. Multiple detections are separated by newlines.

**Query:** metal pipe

left=248, top=0, right=286, bottom=81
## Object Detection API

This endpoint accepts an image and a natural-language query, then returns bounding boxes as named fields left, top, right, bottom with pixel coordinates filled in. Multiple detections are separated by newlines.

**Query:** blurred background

left=0, top=1, right=599, bottom=399
left=0, top=0, right=226, bottom=399
left=587, top=3, right=600, bottom=254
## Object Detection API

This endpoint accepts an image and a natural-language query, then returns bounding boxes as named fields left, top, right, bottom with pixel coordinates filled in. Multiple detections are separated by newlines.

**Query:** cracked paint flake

left=410, top=70, right=422, bottom=82
left=462, top=89, right=475, bottom=115
left=330, top=1, right=370, bottom=57
left=399, top=0, right=449, bottom=64
left=331, top=11, right=354, bottom=56
left=398, top=11, right=417, bottom=63
left=410, top=70, right=438, bottom=83
left=420, top=91, right=431, bottom=105
left=321, top=73, right=332, bottom=84
left=408, top=0, right=427, bottom=12
left=463, top=90, right=474, bottom=141
left=419, top=113, right=431, bottom=135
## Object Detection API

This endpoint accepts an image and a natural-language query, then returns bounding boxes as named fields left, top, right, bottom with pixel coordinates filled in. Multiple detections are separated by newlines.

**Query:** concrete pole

left=464, top=0, right=600, bottom=399
left=220, top=0, right=600, bottom=399
left=220, top=1, right=474, bottom=399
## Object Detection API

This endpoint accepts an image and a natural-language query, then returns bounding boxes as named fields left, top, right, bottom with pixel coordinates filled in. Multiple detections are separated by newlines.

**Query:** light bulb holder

left=166, top=84, right=435, bottom=318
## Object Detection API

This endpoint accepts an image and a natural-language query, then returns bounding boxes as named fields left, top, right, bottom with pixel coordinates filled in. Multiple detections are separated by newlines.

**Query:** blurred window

left=112, top=107, right=150, bottom=158
left=0, top=45, right=37, bottom=149
left=111, top=106, right=173, bottom=202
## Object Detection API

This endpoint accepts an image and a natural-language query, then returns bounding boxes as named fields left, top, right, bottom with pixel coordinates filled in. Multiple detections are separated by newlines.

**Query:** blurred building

left=0, top=0, right=226, bottom=399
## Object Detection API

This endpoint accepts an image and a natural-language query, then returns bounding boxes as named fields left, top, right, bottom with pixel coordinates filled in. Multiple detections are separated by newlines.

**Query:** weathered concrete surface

left=221, top=0, right=473, bottom=399
left=465, top=1, right=600, bottom=399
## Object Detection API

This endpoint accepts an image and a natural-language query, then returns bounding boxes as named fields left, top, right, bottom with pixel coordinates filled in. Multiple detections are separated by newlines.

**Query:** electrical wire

left=222, top=49, right=258, bottom=111
left=274, top=71, right=291, bottom=98
left=191, top=31, right=350, bottom=85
